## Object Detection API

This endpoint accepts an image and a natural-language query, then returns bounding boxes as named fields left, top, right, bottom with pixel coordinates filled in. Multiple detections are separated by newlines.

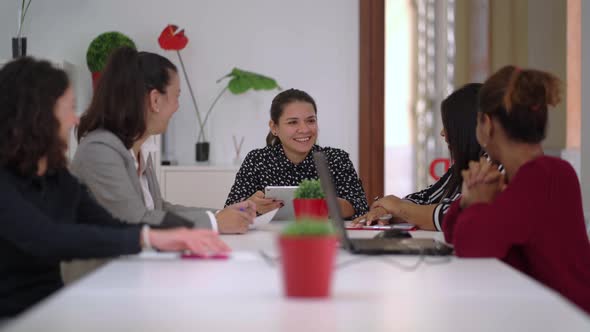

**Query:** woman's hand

left=216, top=201, right=257, bottom=234
left=148, top=228, right=231, bottom=256
left=350, top=195, right=404, bottom=226
left=351, top=205, right=390, bottom=226
left=371, top=195, right=403, bottom=216
left=460, top=158, right=506, bottom=209
left=248, top=191, right=283, bottom=215
left=463, top=157, right=504, bottom=188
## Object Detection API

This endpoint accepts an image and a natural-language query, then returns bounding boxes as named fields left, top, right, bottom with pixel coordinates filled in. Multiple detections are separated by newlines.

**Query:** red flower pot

left=91, top=71, right=101, bottom=90
left=279, top=236, right=337, bottom=298
left=293, top=198, right=329, bottom=220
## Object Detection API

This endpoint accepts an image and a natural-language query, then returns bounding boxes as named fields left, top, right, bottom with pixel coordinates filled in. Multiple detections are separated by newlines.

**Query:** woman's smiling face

left=270, top=101, right=318, bottom=160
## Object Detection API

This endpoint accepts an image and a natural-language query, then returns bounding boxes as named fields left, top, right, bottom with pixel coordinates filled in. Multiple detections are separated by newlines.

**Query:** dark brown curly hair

left=0, top=57, right=69, bottom=176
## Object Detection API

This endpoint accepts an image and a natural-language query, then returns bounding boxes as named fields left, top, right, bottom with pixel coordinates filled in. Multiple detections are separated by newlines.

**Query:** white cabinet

left=159, top=165, right=238, bottom=210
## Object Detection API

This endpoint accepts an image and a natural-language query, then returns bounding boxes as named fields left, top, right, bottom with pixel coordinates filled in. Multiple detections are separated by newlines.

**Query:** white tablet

left=264, top=186, right=298, bottom=221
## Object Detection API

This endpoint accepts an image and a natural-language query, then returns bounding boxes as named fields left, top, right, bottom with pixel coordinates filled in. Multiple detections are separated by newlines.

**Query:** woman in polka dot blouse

left=224, top=89, right=369, bottom=219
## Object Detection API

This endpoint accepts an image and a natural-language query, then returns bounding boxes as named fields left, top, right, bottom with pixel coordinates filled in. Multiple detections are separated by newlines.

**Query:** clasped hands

left=459, top=157, right=506, bottom=209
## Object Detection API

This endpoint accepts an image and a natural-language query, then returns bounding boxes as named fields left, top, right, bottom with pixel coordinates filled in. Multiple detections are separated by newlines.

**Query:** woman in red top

left=443, top=65, right=590, bottom=315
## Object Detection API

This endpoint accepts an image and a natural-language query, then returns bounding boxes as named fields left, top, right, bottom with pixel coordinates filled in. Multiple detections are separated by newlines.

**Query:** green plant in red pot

left=279, top=221, right=337, bottom=298
left=293, top=179, right=328, bottom=221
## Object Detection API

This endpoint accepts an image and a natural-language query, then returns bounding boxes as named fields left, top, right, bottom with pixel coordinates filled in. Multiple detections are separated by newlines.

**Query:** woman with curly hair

left=443, top=66, right=590, bottom=315
left=0, top=57, right=233, bottom=318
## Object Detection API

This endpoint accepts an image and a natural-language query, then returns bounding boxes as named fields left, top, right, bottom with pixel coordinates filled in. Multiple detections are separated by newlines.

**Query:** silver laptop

left=313, top=152, right=453, bottom=256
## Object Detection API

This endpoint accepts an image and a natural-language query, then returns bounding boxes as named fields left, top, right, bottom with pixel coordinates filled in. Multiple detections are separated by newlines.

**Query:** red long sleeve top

left=443, top=156, right=590, bottom=315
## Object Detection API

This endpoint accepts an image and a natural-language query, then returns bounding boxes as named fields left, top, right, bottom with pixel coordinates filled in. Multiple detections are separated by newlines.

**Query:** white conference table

left=3, top=223, right=590, bottom=332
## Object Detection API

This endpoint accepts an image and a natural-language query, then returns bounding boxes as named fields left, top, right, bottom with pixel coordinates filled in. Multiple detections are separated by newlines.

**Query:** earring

left=273, top=132, right=277, bottom=136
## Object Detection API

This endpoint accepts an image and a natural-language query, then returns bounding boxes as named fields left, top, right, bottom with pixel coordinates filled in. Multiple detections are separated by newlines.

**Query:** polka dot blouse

left=224, top=144, right=369, bottom=219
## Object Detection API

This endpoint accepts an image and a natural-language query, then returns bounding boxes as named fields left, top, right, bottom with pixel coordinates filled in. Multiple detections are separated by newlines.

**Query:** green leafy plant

left=281, top=220, right=334, bottom=237
left=86, top=32, right=136, bottom=73
left=196, top=68, right=280, bottom=142
left=157, top=25, right=281, bottom=144
left=221, top=68, right=280, bottom=94
left=294, top=179, right=325, bottom=199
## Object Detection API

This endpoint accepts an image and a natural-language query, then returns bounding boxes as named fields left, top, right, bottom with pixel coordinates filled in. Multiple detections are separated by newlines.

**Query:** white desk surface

left=4, top=224, right=590, bottom=332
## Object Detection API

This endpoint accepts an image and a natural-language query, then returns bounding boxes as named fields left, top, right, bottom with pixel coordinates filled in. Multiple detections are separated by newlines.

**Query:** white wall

left=528, top=0, right=567, bottom=151
left=0, top=0, right=360, bottom=167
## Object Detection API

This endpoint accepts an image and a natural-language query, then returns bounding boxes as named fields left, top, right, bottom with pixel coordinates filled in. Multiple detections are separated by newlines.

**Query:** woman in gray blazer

left=72, top=47, right=254, bottom=234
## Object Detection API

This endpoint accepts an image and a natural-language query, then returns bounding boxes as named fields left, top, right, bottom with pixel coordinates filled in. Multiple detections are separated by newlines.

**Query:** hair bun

left=503, top=67, right=561, bottom=114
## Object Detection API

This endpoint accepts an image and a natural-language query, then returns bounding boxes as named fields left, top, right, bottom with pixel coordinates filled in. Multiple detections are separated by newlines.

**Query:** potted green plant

left=279, top=221, right=337, bottom=298
left=293, top=179, right=329, bottom=221
left=158, top=24, right=280, bottom=162
left=193, top=68, right=280, bottom=161
left=13, top=0, right=32, bottom=58
left=86, top=31, right=136, bottom=89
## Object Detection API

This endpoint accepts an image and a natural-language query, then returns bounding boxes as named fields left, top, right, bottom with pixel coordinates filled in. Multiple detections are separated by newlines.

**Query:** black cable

left=258, top=249, right=452, bottom=272
left=377, top=255, right=425, bottom=271
left=335, top=254, right=424, bottom=272
left=258, top=250, right=279, bottom=267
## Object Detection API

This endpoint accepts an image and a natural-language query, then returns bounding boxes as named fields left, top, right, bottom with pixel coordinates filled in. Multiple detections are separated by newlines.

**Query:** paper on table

left=135, top=251, right=180, bottom=260
left=345, top=222, right=416, bottom=231
left=249, top=208, right=279, bottom=229
left=134, top=251, right=260, bottom=261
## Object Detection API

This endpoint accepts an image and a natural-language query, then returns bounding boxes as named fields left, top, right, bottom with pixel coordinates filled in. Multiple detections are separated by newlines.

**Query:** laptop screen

left=312, top=151, right=354, bottom=251
left=313, top=151, right=453, bottom=257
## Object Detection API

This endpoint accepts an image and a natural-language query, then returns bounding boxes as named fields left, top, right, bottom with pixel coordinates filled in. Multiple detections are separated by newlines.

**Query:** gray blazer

left=70, top=129, right=214, bottom=229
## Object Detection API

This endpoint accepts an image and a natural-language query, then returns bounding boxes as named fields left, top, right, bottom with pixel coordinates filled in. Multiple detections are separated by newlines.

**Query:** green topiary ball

left=86, top=31, right=136, bottom=72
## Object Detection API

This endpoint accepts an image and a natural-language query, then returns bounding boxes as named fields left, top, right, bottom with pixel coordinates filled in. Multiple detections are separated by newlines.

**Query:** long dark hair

left=440, top=83, right=483, bottom=198
left=266, top=88, right=317, bottom=146
left=0, top=57, right=69, bottom=176
left=77, top=47, right=177, bottom=148
left=479, top=65, right=561, bottom=143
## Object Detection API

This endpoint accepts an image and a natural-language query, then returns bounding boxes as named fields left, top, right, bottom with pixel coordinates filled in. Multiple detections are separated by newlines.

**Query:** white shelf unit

left=159, top=165, right=239, bottom=210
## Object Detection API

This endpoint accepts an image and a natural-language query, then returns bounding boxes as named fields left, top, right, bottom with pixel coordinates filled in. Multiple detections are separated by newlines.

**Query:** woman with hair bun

left=443, top=65, right=590, bottom=315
